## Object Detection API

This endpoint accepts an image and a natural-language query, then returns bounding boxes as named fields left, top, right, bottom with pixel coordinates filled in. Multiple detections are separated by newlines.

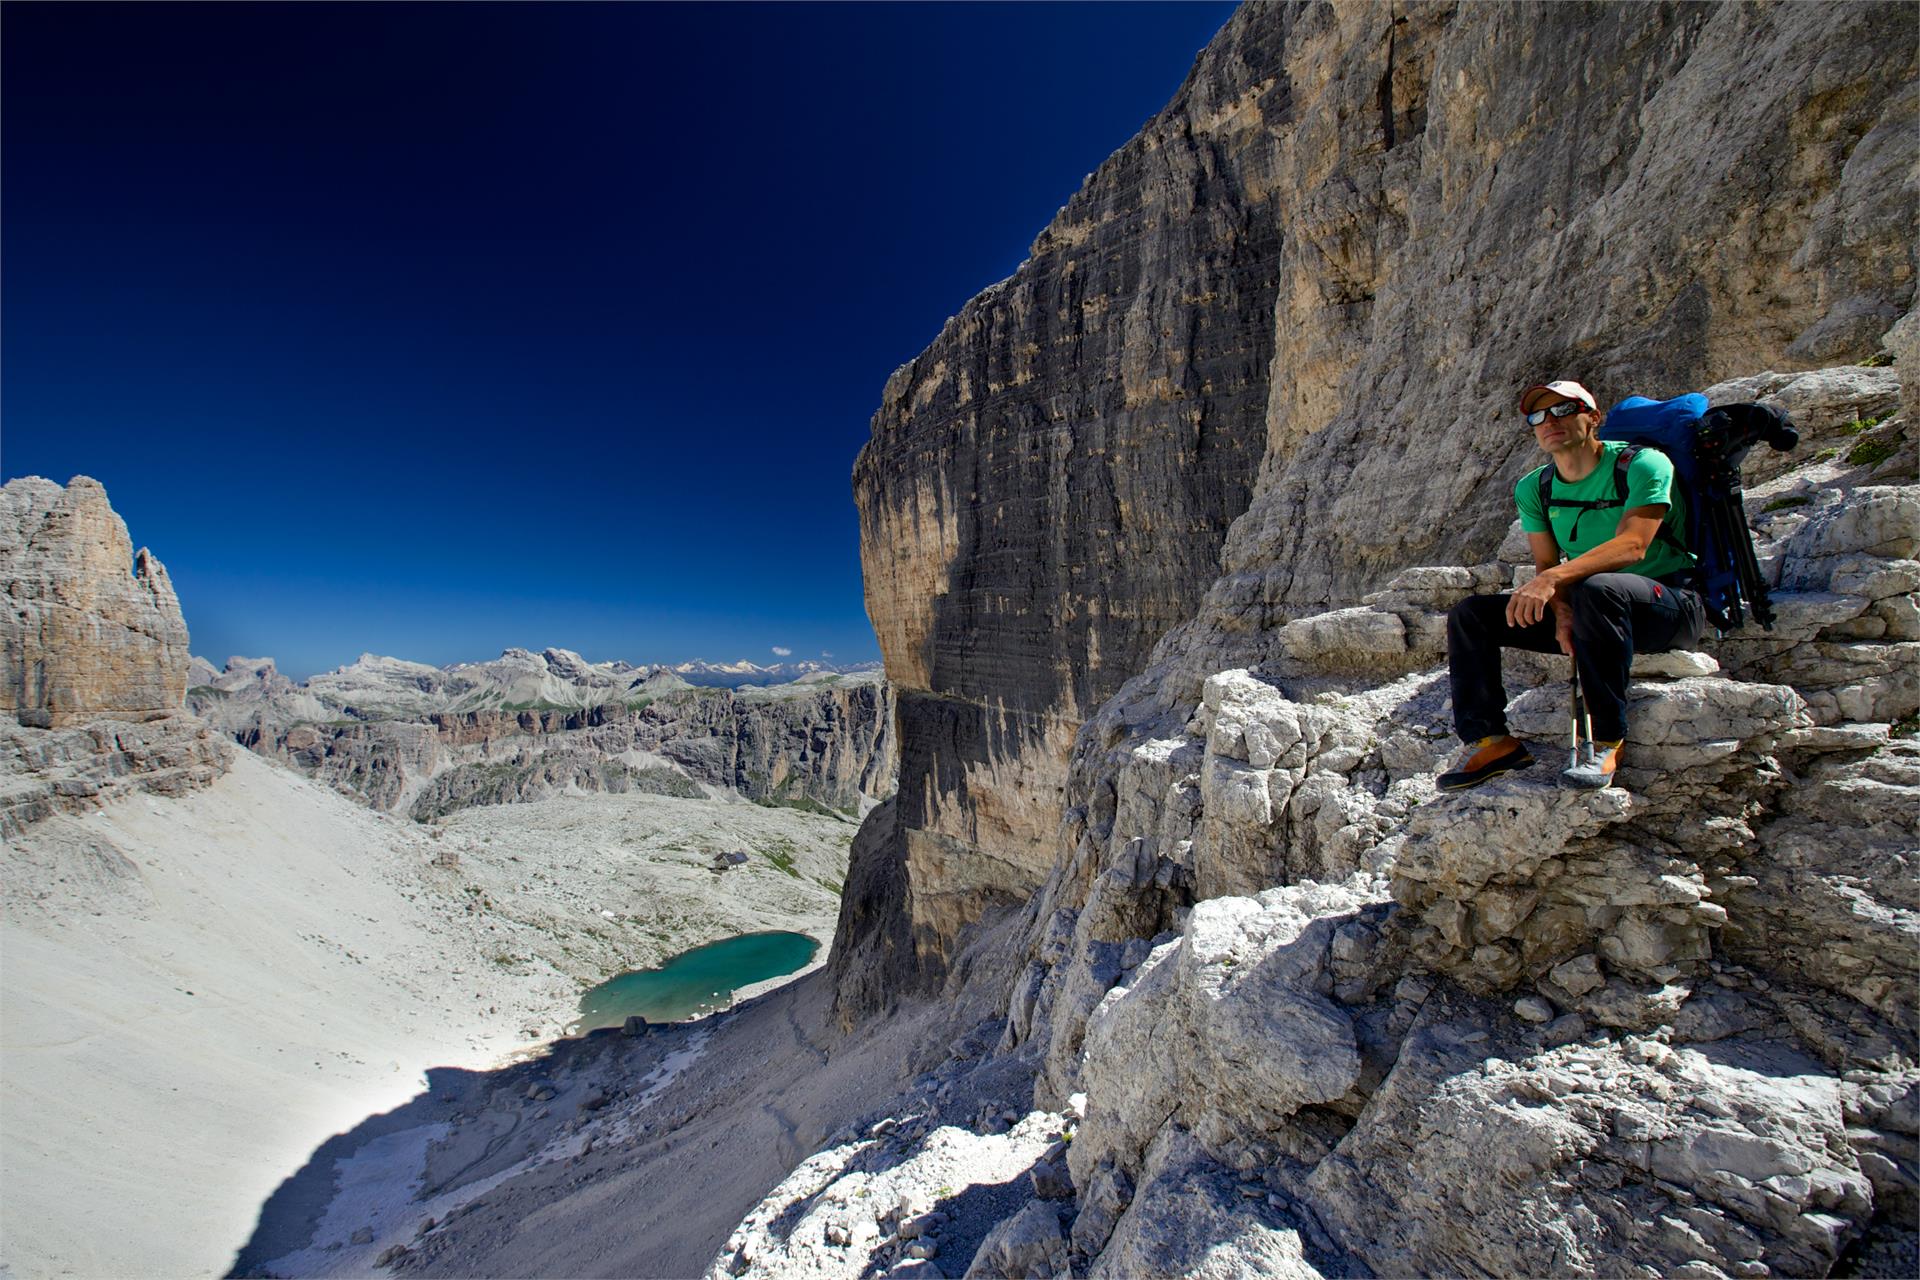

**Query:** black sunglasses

left=1526, top=400, right=1586, bottom=427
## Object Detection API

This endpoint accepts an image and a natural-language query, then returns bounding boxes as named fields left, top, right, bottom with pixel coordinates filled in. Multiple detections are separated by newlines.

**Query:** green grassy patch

left=1846, top=437, right=1900, bottom=468
left=1893, top=714, right=1919, bottom=739
left=757, top=835, right=804, bottom=879
left=1761, top=495, right=1812, bottom=513
left=753, top=794, right=849, bottom=820
left=186, top=685, right=230, bottom=699
left=1858, top=351, right=1894, bottom=368
left=1813, top=447, right=1839, bottom=463
left=1840, top=414, right=1886, bottom=435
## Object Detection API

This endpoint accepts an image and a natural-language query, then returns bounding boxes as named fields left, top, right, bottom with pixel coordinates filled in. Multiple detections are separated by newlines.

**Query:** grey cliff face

left=1, top=476, right=193, bottom=727
left=1161, top=0, right=1917, bottom=693
left=841, top=0, right=1919, bottom=1008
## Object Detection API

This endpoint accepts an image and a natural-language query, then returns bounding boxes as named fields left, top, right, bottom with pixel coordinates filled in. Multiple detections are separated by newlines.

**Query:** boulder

left=1092, top=1132, right=1325, bottom=1279
left=963, top=1200, right=1067, bottom=1280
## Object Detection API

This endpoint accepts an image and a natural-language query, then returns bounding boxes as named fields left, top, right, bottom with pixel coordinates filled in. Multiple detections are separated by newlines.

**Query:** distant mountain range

left=665, top=659, right=883, bottom=690
left=186, top=647, right=883, bottom=716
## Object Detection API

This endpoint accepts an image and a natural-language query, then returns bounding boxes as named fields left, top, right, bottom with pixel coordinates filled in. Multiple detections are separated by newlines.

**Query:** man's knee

left=1448, top=592, right=1506, bottom=641
left=1567, top=577, right=1629, bottom=633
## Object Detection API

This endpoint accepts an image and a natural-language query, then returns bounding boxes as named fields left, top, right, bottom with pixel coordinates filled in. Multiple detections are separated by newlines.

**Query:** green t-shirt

left=1515, top=441, right=1696, bottom=581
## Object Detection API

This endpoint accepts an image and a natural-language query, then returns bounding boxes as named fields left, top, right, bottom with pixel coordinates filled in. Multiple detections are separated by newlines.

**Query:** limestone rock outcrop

left=0, top=714, right=232, bottom=839
left=960, top=356, right=1916, bottom=1274
left=842, top=0, right=1920, bottom=1016
left=2, top=476, right=192, bottom=728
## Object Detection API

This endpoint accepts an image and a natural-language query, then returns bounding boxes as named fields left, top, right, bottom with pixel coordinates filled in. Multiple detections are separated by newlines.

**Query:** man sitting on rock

left=1438, top=379, right=1706, bottom=791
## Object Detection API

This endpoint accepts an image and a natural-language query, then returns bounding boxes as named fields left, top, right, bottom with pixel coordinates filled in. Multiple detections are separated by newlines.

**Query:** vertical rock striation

left=850, top=8, right=1297, bottom=999
left=1, top=476, right=192, bottom=727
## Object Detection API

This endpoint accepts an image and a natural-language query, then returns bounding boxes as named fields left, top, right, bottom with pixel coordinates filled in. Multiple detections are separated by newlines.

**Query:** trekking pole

left=1564, top=655, right=1614, bottom=787
left=1579, top=672, right=1596, bottom=767
left=1568, top=659, right=1584, bottom=772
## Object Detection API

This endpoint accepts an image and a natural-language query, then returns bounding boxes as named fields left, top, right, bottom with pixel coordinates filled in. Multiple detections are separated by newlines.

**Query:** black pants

left=1447, top=573, right=1706, bottom=744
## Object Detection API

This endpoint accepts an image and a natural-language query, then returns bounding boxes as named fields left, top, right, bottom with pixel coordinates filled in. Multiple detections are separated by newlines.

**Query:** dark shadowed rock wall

left=850, top=9, right=1298, bottom=993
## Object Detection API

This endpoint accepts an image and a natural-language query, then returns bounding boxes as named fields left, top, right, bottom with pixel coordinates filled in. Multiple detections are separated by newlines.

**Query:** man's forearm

left=1537, top=532, right=1652, bottom=592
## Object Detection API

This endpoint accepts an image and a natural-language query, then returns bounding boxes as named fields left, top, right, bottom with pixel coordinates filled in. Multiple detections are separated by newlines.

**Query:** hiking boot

left=1562, top=739, right=1622, bottom=789
left=1437, top=735, right=1535, bottom=791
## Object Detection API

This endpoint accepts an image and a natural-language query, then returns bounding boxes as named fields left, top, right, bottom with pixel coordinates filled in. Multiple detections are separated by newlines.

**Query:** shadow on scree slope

left=225, top=1017, right=706, bottom=1278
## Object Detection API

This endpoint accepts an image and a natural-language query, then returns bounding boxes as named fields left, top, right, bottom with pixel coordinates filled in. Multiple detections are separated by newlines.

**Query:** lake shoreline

left=572, top=930, right=825, bottom=1031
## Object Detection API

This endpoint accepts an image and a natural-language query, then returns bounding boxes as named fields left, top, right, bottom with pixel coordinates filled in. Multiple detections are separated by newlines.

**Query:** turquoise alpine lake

left=573, top=931, right=820, bottom=1031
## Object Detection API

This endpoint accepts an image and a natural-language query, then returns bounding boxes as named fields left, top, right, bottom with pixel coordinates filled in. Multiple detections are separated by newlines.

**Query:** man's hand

left=1553, top=602, right=1575, bottom=656
left=1505, top=573, right=1558, bottom=628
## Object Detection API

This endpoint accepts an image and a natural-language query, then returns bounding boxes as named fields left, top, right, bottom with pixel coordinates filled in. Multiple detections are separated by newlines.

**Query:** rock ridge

left=193, top=653, right=898, bottom=819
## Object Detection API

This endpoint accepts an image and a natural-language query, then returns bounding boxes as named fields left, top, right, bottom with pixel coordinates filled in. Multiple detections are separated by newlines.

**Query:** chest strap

left=1535, top=446, right=1687, bottom=555
left=1537, top=449, right=1637, bottom=543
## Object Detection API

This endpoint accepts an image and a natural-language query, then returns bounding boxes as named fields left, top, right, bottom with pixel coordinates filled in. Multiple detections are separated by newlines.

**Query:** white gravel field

left=0, top=747, right=852, bottom=1278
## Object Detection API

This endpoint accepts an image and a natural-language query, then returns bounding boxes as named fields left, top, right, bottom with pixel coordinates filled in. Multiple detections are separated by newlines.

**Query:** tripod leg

left=1710, top=495, right=1750, bottom=631
left=1728, top=491, right=1773, bottom=629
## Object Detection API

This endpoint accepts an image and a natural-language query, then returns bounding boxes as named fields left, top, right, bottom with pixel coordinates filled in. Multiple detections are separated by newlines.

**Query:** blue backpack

left=1535, top=393, right=1797, bottom=633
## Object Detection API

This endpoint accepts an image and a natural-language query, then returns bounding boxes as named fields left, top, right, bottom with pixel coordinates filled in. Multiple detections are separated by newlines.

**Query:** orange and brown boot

left=1437, top=735, right=1536, bottom=791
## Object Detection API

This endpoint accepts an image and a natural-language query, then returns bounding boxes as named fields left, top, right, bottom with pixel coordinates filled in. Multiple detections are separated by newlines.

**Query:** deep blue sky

left=3, top=1, right=1235, bottom=679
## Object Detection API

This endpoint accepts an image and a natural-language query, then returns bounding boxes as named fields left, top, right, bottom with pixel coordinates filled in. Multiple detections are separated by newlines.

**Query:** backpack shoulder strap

left=1612, top=445, right=1636, bottom=503
left=1535, top=463, right=1553, bottom=513
left=1616, top=443, right=1692, bottom=553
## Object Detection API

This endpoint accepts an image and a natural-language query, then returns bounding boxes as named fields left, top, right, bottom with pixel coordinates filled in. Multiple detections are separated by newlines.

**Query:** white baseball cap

left=1520, top=380, right=1597, bottom=413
